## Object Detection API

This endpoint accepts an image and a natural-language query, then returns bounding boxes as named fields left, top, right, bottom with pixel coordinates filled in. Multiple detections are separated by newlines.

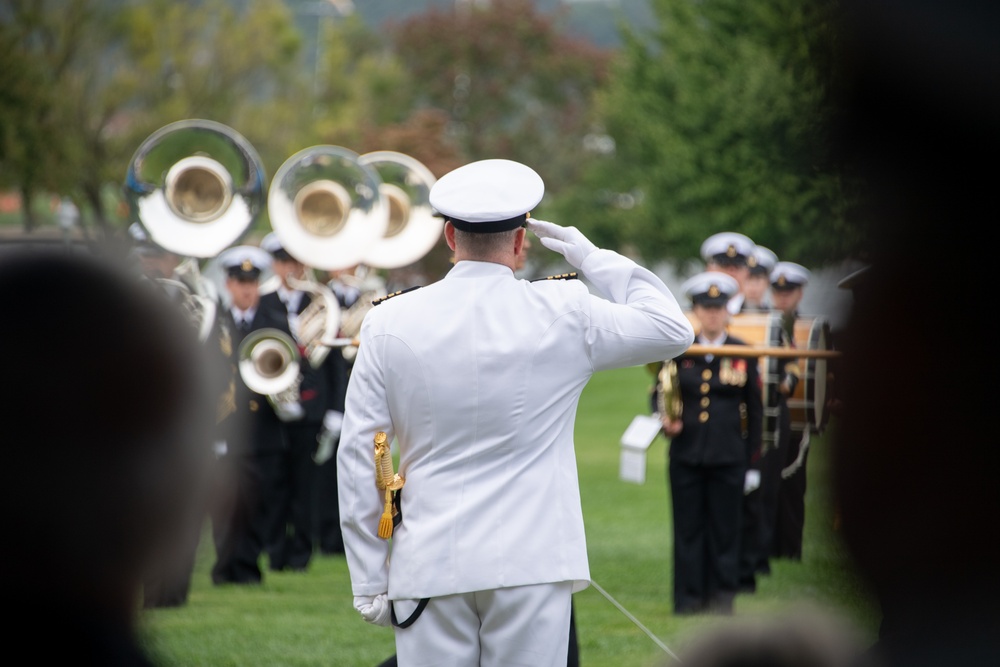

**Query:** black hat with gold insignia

left=219, top=245, right=270, bottom=281
left=681, top=271, right=739, bottom=308
left=770, top=261, right=811, bottom=291
left=748, top=245, right=777, bottom=277
left=700, top=232, right=755, bottom=268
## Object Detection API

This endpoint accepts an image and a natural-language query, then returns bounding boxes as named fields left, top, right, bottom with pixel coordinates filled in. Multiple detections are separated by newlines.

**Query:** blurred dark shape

left=0, top=248, right=217, bottom=665
left=831, top=1, right=1000, bottom=666
left=675, top=605, right=869, bottom=667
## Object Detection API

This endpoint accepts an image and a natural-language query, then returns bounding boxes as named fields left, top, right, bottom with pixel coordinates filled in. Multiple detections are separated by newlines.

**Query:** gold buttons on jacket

left=700, top=397, right=710, bottom=408
left=702, top=369, right=713, bottom=380
left=250, top=399, right=259, bottom=412
left=699, top=411, right=709, bottom=423
left=700, top=383, right=710, bottom=394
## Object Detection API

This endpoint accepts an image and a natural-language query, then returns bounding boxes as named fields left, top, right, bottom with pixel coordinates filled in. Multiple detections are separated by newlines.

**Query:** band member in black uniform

left=258, top=233, right=348, bottom=570
left=127, top=224, right=236, bottom=607
left=654, top=271, right=763, bottom=614
left=700, top=232, right=756, bottom=316
left=211, top=246, right=297, bottom=585
left=768, top=261, right=812, bottom=561
left=316, top=265, right=377, bottom=555
left=735, top=244, right=779, bottom=589
left=742, top=245, right=777, bottom=313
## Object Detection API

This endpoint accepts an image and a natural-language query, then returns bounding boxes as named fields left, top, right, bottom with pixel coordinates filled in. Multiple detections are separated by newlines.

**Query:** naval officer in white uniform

left=337, top=158, right=695, bottom=666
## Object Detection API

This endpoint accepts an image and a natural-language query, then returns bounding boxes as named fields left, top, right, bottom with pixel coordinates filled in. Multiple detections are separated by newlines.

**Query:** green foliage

left=141, top=365, right=878, bottom=667
left=555, top=0, right=863, bottom=269
left=388, top=0, right=612, bottom=190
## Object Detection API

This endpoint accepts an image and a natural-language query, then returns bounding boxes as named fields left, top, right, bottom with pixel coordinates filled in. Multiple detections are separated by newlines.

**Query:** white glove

left=273, top=400, right=305, bottom=422
left=527, top=219, right=598, bottom=270
left=744, top=469, right=761, bottom=495
left=314, top=410, right=344, bottom=465
left=354, top=594, right=391, bottom=627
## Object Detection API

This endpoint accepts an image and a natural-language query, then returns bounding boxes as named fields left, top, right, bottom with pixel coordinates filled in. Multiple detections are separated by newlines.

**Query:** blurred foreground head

left=674, top=605, right=867, bottom=667
left=831, top=1, right=1000, bottom=664
left=0, top=248, right=216, bottom=623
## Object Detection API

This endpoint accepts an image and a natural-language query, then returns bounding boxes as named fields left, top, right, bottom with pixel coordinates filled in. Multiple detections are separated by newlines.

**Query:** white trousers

left=393, top=581, right=574, bottom=667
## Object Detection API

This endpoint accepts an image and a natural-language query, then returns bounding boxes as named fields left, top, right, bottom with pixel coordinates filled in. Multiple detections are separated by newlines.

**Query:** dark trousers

left=211, top=451, right=263, bottom=584
left=773, top=428, right=809, bottom=560
left=737, top=482, right=764, bottom=591
left=669, top=459, right=745, bottom=614
left=264, top=422, right=320, bottom=571
left=313, top=438, right=344, bottom=554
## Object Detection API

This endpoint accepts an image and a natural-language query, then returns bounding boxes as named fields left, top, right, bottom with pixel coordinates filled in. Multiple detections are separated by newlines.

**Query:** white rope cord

left=588, top=579, right=681, bottom=662
left=781, top=429, right=811, bottom=479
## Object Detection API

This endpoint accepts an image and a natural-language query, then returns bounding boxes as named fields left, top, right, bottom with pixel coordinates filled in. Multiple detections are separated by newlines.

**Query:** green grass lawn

left=141, top=364, right=881, bottom=666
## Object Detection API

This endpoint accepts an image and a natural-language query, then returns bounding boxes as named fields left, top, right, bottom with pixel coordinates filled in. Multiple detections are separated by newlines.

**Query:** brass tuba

left=267, top=146, right=441, bottom=363
left=266, top=145, right=390, bottom=367
left=268, top=145, right=388, bottom=272
left=124, top=119, right=266, bottom=340
left=357, top=150, right=441, bottom=270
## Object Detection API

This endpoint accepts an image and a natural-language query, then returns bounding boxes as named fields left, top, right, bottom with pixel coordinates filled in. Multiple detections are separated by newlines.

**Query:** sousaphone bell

left=357, top=150, right=441, bottom=269
left=124, top=119, right=266, bottom=258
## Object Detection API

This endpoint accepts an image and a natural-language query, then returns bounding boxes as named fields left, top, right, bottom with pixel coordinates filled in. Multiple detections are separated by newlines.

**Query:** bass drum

left=684, top=311, right=834, bottom=444
left=775, top=314, right=833, bottom=435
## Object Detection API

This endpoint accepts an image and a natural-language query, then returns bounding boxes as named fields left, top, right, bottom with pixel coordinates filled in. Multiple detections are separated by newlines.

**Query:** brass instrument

left=267, top=147, right=440, bottom=365
left=237, top=327, right=302, bottom=407
left=124, top=119, right=266, bottom=340
left=357, top=151, right=441, bottom=269
left=285, top=273, right=344, bottom=368
left=125, top=119, right=265, bottom=258
left=268, top=145, right=388, bottom=272
left=656, top=360, right=683, bottom=422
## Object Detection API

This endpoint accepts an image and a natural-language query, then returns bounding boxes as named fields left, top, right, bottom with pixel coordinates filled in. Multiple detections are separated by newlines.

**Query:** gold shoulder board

left=531, top=272, right=578, bottom=282
left=371, top=285, right=421, bottom=306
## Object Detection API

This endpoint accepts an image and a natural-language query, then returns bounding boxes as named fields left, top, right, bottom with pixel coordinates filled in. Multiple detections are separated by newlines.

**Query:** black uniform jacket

left=223, top=304, right=295, bottom=455
left=258, top=290, right=347, bottom=425
left=669, top=333, right=763, bottom=466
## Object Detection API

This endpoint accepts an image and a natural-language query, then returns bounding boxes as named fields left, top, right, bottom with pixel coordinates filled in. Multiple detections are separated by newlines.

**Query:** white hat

left=749, top=245, right=777, bottom=275
left=219, top=245, right=271, bottom=280
left=681, top=271, right=739, bottom=307
left=770, top=261, right=811, bottom=290
left=259, top=231, right=297, bottom=261
left=429, top=159, right=544, bottom=233
left=700, top=232, right=755, bottom=265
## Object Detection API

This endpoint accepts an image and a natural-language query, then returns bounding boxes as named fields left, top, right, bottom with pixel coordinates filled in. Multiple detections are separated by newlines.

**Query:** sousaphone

left=268, top=145, right=388, bottom=272
left=124, top=119, right=267, bottom=341
left=357, top=151, right=441, bottom=269
left=124, top=119, right=266, bottom=258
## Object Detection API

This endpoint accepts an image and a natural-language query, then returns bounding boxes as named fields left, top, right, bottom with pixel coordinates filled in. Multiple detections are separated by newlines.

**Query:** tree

left=387, top=0, right=611, bottom=193
left=0, top=0, right=309, bottom=238
left=552, top=0, right=863, bottom=268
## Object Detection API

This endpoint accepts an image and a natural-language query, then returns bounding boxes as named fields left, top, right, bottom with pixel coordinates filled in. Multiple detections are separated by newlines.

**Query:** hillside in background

left=286, top=0, right=653, bottom=48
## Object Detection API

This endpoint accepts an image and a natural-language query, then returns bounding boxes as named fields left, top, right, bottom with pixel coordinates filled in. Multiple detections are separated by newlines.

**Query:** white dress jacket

left=338, top=249, right=694, bottom=600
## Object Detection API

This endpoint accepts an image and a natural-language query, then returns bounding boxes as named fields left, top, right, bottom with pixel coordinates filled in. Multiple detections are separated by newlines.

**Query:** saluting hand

left=527, top=219, right=598, bottom=270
